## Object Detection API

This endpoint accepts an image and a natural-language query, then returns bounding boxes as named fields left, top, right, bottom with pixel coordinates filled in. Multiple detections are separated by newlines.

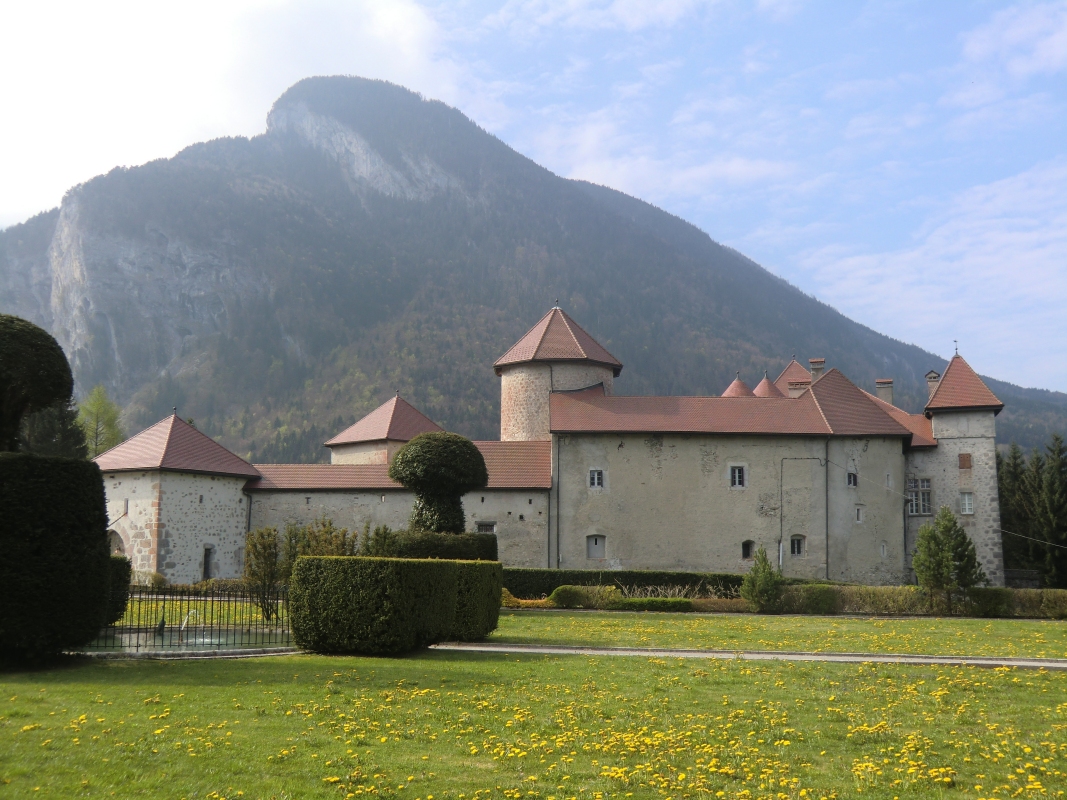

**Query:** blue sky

left=2, top=1, right=1065, bottom=390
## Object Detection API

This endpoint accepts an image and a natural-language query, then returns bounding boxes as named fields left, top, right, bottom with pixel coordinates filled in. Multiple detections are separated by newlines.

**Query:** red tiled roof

left=863, top=390, right=937, bottom=447
left=753, top=373, right=785, bottom=398
left=774, top=359, right=811, bottom=393
left=246, top=441, right=553, bottom=491
left=550, top=386, right=833, bottom=435
left=806, top=369, right=913, bottom=437
left=494, top=308, right=623, bottom=376
left=94, top=415, right=260, bottom=477
left=324, top=395, right=443, bottom=446
left=926, top=355, right=1003, bottom=414
left=721, top=376, right=755, bottom=398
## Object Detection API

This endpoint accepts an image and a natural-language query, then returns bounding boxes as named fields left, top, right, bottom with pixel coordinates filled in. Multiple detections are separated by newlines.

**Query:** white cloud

left=797, top=159, right=1067, bottom=390
left=962, top=1, right=1067, bottom=78
left=484, top=0, right=717, bottom=33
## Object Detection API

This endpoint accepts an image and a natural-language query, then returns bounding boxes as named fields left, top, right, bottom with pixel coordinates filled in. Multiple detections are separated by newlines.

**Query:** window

left=202, top=547, right=214, bottom=582
left=855, top=507, right=864, bottom=524
left=519, top=514, right=525, bottom=521
left=880, top=542, right=888, bottom=558
left=589, top=469, right=604, bottom=488
left=742, top=540, right=754, bottom=559
left=123, top=498, right=129, bottom=515
left=847, top=471, right=858, bottom=487
left=199, top=494, right=204, bottom=504
left=959, top=453, right=972, bottom=469
left=477, top=522, right=496, bottom=533
left=960, top=492, right=974, bottom=515
left=790, top=536, right=804, bottom=556
left=730, top=466, right=746, bottom=488
left=587, top=535, right=606, bottom=559
left=907, top=479, right=932, bottom=515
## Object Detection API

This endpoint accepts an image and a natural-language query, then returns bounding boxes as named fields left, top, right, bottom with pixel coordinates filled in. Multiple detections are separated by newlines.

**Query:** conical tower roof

left=94, top=415, right=260, bottom=477
left=926, top=354, right=1003, bottom=414
left=721, top=374, right=755, bottom=397
left=325, top=395, right=443, bottom=446
left=494, top=308, right=622, bottom=376
left=753, top=372, right=785, bottom=397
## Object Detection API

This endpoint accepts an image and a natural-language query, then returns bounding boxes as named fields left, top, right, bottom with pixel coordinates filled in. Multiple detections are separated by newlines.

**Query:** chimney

left=875, top=378, right=894, bottom=406
left=809, top=358, right=825, bottom=381
left=925, top=370, right=941, bottom=400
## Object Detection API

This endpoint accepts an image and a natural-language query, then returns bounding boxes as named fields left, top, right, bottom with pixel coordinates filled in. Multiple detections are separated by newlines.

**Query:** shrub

left=548, top=585, right=621, bottom=609
left=781, top=584, right=841, bottom=616
left=1042, top=589, right=1067, bottom=620
left=836, top=585, right=926, bottom=616
left=244, top=526, right=284, bottom=622
left=501, top=587, right=522, bottom=608
left=0, top=453, right=110, bottom=659
left=503, top=568, right=744, bottom=599
left=364, top=529, right=498, bottom=561
left=740, top=547, right=784, bottom=613
left=965, top=587, right=1015, bottom=618
left=389, top=432, right=489, bottom=533
left=692, top=597, right=752, bottom=613
left=608, top=597, right=693, bottom=612
left=913, top=507, right=986, bottom=613
left=0, top=314, right=74, bottom=452
left=105, top=556, right=133, bottom=625
left=290, top=557, right=458, bottom=654
left=451, top=561, right=503, bottom=641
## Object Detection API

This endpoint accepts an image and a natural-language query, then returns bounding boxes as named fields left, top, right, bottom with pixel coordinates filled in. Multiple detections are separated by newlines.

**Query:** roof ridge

left=805, top=388, right=833, bottom=433
left=562, top=312, right=587, bottom=359
left=533, top=309, right=555, bottom=358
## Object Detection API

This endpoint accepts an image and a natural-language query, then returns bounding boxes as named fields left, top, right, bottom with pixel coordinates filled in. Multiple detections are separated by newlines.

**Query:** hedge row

left=0, top=453, right=110, bottom=660
left=370, top=531, right=498, bottom=561
left=779, top=584, right=1067, bottom=618
left=546, top=585, right=694, bottom=613
left=290, top=557, right=502, bottom=654
left=106, top=555, right=133, bottom=625
left=503, top=568, right=743, bottom=599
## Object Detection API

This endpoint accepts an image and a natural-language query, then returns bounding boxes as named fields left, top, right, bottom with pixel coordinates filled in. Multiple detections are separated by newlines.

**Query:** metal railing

left=85, top=585, right=291, bottom=652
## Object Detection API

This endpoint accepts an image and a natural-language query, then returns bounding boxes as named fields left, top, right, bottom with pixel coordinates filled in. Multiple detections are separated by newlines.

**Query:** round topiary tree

left=389, top=432, right=489, bottom=533
left=0, top=314, right=74, bottom=452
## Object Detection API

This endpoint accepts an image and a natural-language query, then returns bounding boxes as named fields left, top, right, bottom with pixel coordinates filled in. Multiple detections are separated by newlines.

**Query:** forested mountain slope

left=1, top=76, right=1062, bottom=461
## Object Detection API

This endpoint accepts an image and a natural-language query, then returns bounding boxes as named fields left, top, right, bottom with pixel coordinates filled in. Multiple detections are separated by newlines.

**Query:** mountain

left=2, top=76, right=1064, bottom=461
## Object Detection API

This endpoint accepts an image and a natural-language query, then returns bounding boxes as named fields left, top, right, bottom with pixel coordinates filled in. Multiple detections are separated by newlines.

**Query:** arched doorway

left=108, top=530, right=126, bottom=556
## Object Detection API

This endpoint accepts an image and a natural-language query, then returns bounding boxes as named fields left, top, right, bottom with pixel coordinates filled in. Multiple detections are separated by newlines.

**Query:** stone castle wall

left=500, top=362, right=614, bottom=441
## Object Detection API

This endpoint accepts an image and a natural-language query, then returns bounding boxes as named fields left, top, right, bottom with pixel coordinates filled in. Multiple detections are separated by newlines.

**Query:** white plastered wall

left=328, top=440, right=405, bottom=465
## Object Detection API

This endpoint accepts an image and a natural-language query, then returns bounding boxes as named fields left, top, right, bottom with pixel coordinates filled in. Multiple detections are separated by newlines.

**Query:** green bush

left=0, top=453, right=110, bottom=659
left=965, top=587, right=1015, bottom=618
left=105, top=555, right=133, bottom=625
left=367, top=530, right=498, bottom=561
left=548, top=585, right=621, bottom=609
left=503, top=569, right=743, bottom=599
left=608, top=597, right=693, bottom=612
left=451, top=561, right=503, bottom=641
left=836, top=585, right=926, bottom=615
left=289, top=557, right=458, bottom=654
left=389, top=432, right=489, bottom=533
left=1041, top=589, right=1067, bottom=620
left=740, top=547, right=784, bottom=613
left=782, top=584, right=841, bottom=615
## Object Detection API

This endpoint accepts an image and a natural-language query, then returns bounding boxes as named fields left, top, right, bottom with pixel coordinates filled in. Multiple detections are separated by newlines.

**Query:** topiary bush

left=451, top=561, right=503, bottom=641
left=105, top=555, right=133, bottom=625
left=365, top=529, right=498, bottom=561
left=0, top=453, right=110, bottom=659
left=0, top=315, right=74, bottom=452
left=388, top=432, right=488, bottom=533
left=503, top=568, right=744, bottom=599
left=781, top=584, right=841, bottom=616
left=740, top=547, right=784, bottom=613
left=548, top=585, right=621, bottom=609
left=289, top=557, right=458, bottom=654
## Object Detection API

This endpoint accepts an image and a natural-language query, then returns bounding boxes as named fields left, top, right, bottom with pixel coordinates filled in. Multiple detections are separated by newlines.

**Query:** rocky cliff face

left=1, top=75, right=1065, bottom=460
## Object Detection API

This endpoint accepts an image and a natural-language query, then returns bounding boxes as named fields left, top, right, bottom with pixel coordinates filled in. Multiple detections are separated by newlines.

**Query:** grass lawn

left=491, top=611, right=1067, bottom=659
left=2, top=650, right=1065, bottom=800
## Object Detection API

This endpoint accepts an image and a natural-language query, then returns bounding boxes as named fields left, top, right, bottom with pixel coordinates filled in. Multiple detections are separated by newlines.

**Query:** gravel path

left=433, top=641, right=1067, bottom=670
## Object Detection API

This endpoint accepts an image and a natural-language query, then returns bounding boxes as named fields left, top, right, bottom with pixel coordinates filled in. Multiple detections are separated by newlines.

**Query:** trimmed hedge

left=504, top=568, right=743, bottom=599
left=385, top=531, right=497, bottom=561
left=290, top=557, right=458, bottom=654
left=105, top=555, right=133, bottom=625
left=610, top=597, right=693, bottom=612
left=0, top=453, right=110, bottom=659
left=452, top=561, right=503, bottom=641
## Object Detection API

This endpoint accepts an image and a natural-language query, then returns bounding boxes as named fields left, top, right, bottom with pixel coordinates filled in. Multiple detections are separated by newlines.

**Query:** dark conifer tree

left=19, top=398, right=88, bottom=459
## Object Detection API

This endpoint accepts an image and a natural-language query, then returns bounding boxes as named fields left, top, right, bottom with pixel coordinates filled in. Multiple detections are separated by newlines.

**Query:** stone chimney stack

left=925, top=370, right=941, bottom=400
left=809, top=358, right=826, bottom=381
left=875, top=378, right=894, bottom=406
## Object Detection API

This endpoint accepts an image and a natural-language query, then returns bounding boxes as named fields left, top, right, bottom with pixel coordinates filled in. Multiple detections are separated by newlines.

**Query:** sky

left=1, top=0, right=1065, bottom=391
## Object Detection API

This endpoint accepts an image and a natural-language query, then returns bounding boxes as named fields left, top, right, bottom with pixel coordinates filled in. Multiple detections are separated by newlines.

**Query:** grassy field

left=491, top=611, right=1067, bottom=659
left=2, top=650, right=1066, bottom=799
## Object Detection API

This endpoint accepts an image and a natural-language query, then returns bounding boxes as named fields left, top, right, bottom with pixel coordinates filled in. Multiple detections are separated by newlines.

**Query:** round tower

left=494, top=308, right=623, bottom=441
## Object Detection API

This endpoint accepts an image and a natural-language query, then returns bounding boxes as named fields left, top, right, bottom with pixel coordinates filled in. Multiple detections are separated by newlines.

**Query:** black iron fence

left=86, top=585, right=291, bottom=652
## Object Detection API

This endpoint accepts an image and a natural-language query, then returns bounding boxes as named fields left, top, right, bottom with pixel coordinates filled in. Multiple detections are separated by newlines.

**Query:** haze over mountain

left=1, top=76, right=1064, bottom=462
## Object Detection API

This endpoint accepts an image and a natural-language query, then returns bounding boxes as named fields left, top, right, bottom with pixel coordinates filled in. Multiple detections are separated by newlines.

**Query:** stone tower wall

left=500, top=362, right=615, bottom=441
left=905, top=410, right=1004, bottom=585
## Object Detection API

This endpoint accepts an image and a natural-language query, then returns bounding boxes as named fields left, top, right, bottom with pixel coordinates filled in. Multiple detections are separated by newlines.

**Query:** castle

left=95, top=307, right=1006, bottom=586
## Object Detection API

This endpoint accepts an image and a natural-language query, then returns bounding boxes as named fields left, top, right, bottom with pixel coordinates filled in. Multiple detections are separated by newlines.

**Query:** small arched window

left=587, top=535, right=606, bottom=559
left=741, top=540, right=754, bottom=560
left=790, top=535, right=805, bottom=556
left=108, top=530, right=125, bottom=556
